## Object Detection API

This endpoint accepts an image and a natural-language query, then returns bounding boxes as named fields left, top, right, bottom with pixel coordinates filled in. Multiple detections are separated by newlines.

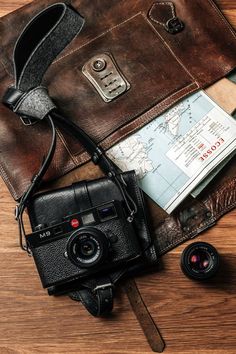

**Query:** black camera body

left=27, top=200, right=141, bottom=288
left=27, top=171, right=158, bottom=294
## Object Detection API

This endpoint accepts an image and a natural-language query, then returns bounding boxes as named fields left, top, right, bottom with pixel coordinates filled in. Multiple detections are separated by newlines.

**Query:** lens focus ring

left=67, top=227, right=109, bottom=268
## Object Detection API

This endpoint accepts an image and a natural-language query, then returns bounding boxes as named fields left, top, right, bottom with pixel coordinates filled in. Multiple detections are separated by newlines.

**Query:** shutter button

left=92, top=59, right=106, bottom=72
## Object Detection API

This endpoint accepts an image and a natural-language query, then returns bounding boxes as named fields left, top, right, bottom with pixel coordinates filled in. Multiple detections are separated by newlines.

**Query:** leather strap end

left=124, top=278, right=165, bottom=353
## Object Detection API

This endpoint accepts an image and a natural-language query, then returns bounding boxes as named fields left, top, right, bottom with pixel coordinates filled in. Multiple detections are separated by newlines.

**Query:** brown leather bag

left=0, top=0, right=236, bottom=257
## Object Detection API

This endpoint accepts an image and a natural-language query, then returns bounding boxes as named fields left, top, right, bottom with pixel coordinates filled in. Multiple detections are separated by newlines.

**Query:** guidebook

left=108, top=91, right=236, bottom=213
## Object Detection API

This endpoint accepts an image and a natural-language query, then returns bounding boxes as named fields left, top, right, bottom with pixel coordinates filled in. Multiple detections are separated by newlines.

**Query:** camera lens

left=67, top=227, right=109, bottom=268
left=78, top=239, right=96, bottom=258
left=181, top=242, right=219, bottom=280
left=189, top=250, right=210, bottom=271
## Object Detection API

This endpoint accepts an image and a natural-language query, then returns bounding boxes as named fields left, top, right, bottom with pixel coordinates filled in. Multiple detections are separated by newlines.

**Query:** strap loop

left=3, top=86, right=56, bottom=124
left=93, top=282, right=114, bottom=293
left=14, top=3, right=85, bottom=91
left=69, top=277, right=114, bottom=317
left=2, top=86, right=23, bottom=109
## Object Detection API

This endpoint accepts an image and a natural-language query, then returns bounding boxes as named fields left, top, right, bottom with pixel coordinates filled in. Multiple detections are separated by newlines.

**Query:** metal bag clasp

left=82, top=53, right=130, bottom=103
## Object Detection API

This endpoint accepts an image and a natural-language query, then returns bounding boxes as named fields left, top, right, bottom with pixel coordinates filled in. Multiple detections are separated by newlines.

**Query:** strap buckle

left=93, top=283, right=114, bottom=294
left=15, top=204, right=20, bottom=220
left=20, top=116, right=37, bottom=126
left=92, top=147, right=104, bottom=164
left=127, top=210, right=135, bottom=223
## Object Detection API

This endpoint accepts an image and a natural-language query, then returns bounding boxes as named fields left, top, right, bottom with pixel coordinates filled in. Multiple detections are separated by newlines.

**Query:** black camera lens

left=181, top=242, right=219, bottom=280
left=78, top=239, right=96, bottom=258
left=67, top=227, right=109, bottom=268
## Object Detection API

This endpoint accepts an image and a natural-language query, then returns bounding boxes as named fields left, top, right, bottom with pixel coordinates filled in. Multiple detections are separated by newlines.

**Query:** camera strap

left=2, top=3, right=139, bottom=320
left=3, top=2, right=85, bottom=252
left=3, top=3, right=137, bottom=252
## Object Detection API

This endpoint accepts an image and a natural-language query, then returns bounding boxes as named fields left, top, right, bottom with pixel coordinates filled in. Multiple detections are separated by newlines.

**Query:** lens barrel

left=67, top=227, right=109, bottom=268
left=181, top=242, right=220, bottom=280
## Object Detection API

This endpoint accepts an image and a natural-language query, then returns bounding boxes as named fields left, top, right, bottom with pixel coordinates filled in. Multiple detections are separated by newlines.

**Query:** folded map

left=108, top=91, right=236, bottom=213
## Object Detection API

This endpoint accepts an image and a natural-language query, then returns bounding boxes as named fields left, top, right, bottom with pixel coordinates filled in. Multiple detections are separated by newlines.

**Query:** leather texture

left=0, top=0, right=236, bottom=200
left=124, top=278, right=165, bottom=353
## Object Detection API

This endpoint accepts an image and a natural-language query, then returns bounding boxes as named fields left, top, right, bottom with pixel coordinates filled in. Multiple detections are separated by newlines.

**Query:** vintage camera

left=27, top=200, right=141, bottom=288
left=26, top=172, right=158, bottom=292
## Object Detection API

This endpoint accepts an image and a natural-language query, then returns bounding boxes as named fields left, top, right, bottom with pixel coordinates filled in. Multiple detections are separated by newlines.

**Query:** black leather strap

left=3, top=86, right=56, bottom=124
left=16, top=115, right=57, bottom=252
left=72, top=181, right=92, bottom=211
left=52, top=110, right=138, bottom=220
left=69, top=277, right=114, bottom=317
left=3, top=3, right=84, bottom=125
left=52, top=110, right=117, bottom=175
left=68, top=267, right=128, bottom=316
left=14, top=3, right=84, bottom=92
left=2, top=3, right=85, bottom=253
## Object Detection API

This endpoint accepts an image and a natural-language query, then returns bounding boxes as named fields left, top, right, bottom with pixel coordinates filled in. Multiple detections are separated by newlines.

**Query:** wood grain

left=0, top=1, right=236, bottom=353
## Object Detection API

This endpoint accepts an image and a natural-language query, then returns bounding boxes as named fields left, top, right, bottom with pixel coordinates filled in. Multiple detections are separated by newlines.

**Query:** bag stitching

left=1, top=1, right=236, bottom=75
left=53, top=12, right=142, bottom=65
left=69, top=83, right=198, bottom=164
left=149, top=2, right=176, bottom=27
left=73, top=82, right=199, bottom=165
left=0, top=162, right=17, bottom=198
left=208, top=0, right=236, bottom=40
left=101, top=82, right=198, bottom=148
left=55, top=127, right=78, bottom=165
left=159, top=216, right=216, bottom=254
left=158, top=199, right=236, bottom=254
left=144, top=15, right=196, bottom=81
left=0, top=58, right=11, bottom=77
left=204, top=177, right=236, bottom=219
left=1, top=1, right=235, bottom=199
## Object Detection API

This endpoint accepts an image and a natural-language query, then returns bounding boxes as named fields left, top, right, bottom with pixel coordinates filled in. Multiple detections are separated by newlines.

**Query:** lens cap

left=181, top=242, right=220, bottom=280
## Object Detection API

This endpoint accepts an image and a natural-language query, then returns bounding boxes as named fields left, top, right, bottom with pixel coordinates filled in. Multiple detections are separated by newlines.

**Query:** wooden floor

left=0, top=1, right=236, bottom=353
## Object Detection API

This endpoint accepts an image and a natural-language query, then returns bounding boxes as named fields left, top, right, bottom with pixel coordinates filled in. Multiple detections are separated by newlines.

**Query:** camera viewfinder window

left=81, top=213, right=95, bottom=225
left=98, top=205, right=117, bottom=221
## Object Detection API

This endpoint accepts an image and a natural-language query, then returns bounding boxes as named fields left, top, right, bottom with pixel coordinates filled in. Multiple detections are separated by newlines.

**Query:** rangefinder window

left=98, top=204, right=117, bottom=221
left=81, top=212, right=95, bottom=225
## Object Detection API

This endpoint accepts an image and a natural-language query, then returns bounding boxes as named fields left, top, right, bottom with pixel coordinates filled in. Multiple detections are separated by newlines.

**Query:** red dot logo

left=70, top=219, right=80, bottom=228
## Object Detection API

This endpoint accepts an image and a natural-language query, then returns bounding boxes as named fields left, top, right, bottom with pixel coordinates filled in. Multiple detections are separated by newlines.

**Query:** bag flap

left=0, top=0, right=236, bottom=200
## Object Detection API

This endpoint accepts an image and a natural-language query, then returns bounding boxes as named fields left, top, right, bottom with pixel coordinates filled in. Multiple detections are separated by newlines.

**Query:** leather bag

left=0, top=0, right=236, bottom=257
